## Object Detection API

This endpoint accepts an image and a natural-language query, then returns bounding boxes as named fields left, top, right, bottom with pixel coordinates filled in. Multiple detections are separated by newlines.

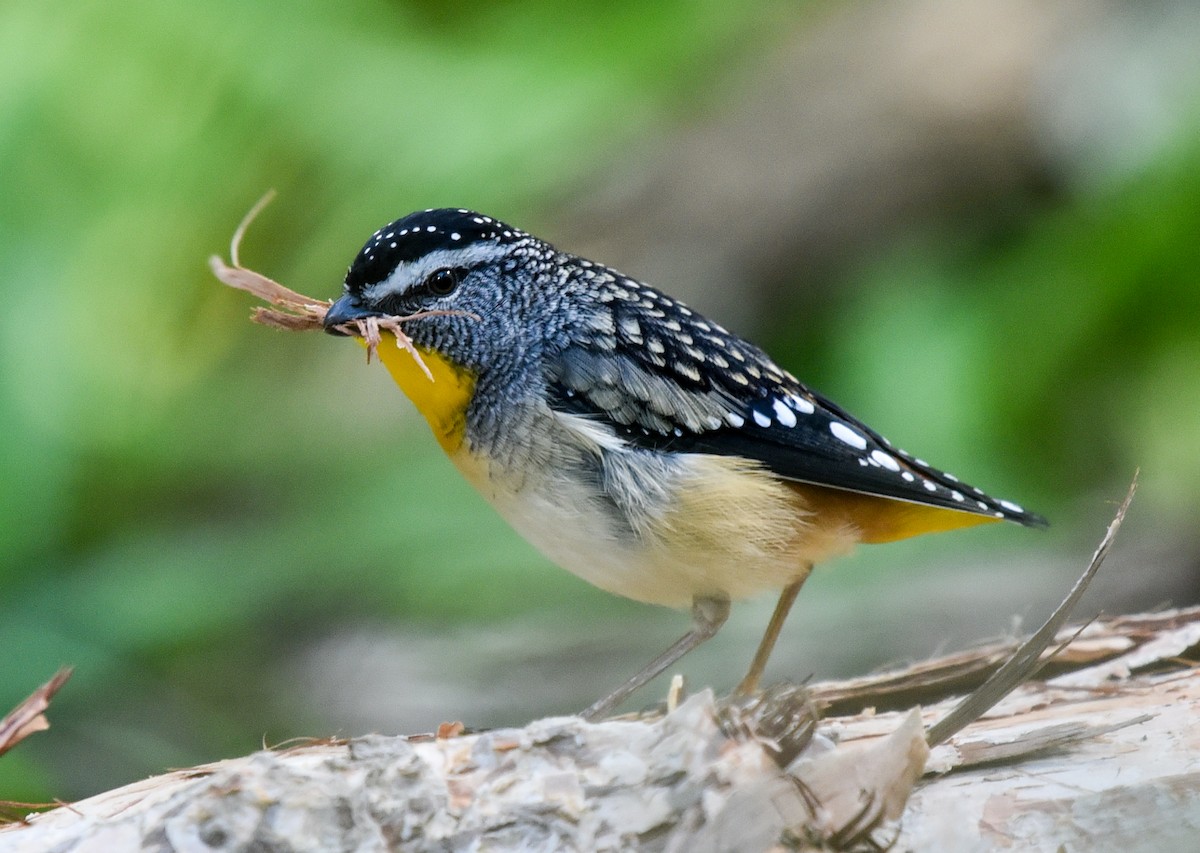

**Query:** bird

left=322, top=208, right=1046, bottom=720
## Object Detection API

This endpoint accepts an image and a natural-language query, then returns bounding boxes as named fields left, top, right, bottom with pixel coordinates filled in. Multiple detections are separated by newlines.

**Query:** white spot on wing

left=830, top=422, right=868, bottom=450
left=752, top=410, right=772, bottom=428
left=999, top=500, right=1024, bottom=514
left=772, top=399, right=797, bottom=428
left=869, top=449, right=900, bottom=471
left=788, top=394, right=816, bottom=415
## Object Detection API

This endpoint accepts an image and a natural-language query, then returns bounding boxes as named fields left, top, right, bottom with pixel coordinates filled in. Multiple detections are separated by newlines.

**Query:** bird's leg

left=734, top=563, right=813, bottom=696
left=581, top=595, right=730, bottom=721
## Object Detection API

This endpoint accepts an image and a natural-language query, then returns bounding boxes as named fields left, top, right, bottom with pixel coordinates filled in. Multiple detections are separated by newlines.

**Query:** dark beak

left=323, top=294, right=382, bottom=335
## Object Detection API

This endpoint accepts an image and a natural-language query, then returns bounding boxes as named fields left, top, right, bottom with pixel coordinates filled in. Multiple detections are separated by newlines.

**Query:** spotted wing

left=545, top=271, right=1045, bottom=527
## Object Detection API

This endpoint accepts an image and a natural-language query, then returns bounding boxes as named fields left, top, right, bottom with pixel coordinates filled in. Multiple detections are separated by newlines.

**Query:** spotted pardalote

left=322, top=208, right=1045, bottom=719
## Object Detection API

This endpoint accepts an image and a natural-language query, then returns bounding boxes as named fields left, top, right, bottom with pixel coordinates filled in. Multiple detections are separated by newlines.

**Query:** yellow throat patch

left=364, top=334, right=476, bottom=452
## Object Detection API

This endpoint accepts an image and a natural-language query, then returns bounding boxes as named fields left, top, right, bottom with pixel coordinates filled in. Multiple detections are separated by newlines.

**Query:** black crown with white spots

left=345, top=209, right=529, bottom=294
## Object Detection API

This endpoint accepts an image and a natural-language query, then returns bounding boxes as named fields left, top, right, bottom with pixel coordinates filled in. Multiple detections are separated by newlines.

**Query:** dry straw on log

left=2, top=605, right=1195, bottom=851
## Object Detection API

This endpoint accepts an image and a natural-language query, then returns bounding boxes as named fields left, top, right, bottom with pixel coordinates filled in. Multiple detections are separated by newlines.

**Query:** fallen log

left=2, top=600, right=1195, bottom=852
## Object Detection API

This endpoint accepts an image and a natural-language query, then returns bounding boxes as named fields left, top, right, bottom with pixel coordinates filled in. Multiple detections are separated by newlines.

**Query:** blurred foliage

left=2, top=0, right=1199, bottom=805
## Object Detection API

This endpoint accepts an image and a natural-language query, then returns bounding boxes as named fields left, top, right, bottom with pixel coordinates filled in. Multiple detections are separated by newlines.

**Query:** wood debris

left=4, top=616, right=1195, bottom=853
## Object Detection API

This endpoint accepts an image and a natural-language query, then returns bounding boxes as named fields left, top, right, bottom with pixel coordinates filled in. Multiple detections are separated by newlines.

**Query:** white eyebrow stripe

left=365, top=243, right=511, bottom=300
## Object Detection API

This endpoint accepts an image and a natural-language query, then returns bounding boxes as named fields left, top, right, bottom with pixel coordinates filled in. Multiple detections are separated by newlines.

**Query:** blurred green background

left=3, top=0, right=1199, bottom=803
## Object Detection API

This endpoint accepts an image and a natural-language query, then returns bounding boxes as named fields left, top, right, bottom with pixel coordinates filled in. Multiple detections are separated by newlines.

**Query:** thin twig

left=926, top=472, right=1138, bottom=746
left=0, top=668, right=74, bottom=759
left=230, top=189, right=276, bottom=269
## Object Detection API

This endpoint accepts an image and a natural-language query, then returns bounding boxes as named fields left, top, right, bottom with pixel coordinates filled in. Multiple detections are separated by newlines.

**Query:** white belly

left=448, top=430, right=857, bottom=608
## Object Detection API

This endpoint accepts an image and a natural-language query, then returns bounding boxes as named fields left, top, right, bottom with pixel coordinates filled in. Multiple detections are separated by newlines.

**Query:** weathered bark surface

left=3, top=607, right=1197, bottom=852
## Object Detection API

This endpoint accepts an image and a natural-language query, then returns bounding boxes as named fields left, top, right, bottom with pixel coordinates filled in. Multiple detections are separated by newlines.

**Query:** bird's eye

left=426, top=267, right=461, bottom=296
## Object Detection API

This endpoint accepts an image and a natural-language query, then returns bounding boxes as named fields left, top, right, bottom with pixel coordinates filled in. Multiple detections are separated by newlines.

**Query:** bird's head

left=324, top=208, right=566, bottom=378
